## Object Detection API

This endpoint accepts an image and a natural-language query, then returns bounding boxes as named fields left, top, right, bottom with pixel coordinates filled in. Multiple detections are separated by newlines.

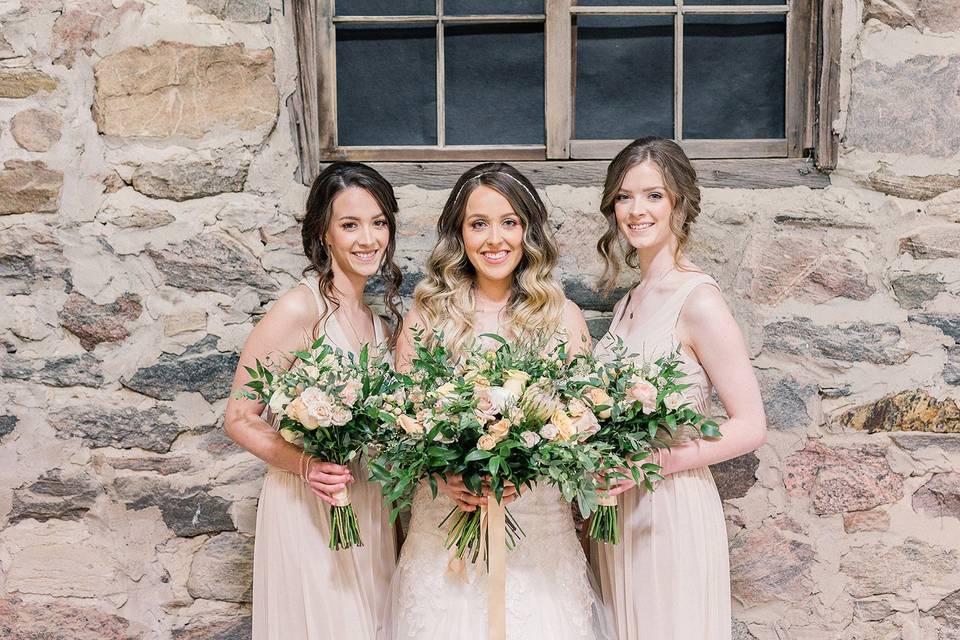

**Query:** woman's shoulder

left=264, top=282, right=319, bottom=326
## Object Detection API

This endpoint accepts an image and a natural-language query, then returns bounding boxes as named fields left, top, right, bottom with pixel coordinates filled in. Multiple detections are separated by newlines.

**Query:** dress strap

left=298, top=276, right=326, bottom=321
left=665, top=273, right=720, bottom=328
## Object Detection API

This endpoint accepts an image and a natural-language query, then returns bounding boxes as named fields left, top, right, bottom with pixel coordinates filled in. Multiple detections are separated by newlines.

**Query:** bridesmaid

left=224, top=162, right=403, bottom=639
left=592, top=138, right=766, bottom=640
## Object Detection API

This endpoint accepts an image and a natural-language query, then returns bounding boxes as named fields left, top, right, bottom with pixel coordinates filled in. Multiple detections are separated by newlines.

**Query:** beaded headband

left=451, top=170, right=539, bottom=208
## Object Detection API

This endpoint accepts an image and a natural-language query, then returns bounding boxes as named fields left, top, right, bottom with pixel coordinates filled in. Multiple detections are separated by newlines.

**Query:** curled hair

left=597, top=137, right=702, bottom=295
left=302, top=161, right=403, bottom=346
left=413, top=162, right=566, bottom=354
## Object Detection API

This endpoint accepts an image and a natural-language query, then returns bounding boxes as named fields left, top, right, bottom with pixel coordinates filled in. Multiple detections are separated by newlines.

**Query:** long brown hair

left=302, top=161, right=403, bottom=346
left=413, top=162, right=566, bottom=354
left=597, top=137, right=702, bottom=295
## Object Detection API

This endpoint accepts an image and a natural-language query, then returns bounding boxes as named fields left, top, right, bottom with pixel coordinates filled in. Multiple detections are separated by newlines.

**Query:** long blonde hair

left=413, top=162, right=566, bottom=354
left=597, top=137, right=702, bottom=296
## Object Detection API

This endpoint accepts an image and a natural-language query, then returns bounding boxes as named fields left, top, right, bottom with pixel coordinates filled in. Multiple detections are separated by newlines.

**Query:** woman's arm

left=560, top=299, right=593, bottom=358
left=658, top=283, right=767, bottom=475
left=223, top=287, right=353, bottom=506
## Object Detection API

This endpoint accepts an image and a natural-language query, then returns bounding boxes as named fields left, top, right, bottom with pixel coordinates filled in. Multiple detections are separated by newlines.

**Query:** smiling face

left=324, top=186, right=390, bottom=280
left=613, top=160, right=677, bottom=255
left=461, top=185, right=525, bottom=290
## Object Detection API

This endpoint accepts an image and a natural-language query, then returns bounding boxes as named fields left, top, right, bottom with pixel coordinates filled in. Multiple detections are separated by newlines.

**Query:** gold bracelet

left=298, top=450, right=307, bottom=483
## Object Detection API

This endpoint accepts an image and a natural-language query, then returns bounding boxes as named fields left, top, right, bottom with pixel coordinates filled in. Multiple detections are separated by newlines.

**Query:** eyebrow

left=620, top=185, right=665, bottom=193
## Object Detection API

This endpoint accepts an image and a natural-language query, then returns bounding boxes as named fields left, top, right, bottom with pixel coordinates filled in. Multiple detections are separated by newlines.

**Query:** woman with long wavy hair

left=593, top=138, right=766, bottom=639
left=382, top=162, right=612, bottom=640
left=224, top=162, right=403, bottom=639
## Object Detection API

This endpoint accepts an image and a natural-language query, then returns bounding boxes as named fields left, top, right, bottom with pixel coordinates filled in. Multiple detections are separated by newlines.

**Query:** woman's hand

left=482, top=478, right=522, bottom=506
left=305, top=460, right=354, bottom=507
left=436, top=474, right=487, bottom=512
left=600, top=467, right=638, bottom=497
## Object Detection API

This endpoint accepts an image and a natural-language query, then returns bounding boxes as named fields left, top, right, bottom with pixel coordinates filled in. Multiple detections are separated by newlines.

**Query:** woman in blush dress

left=593, top=137, right=767, bottom=640
left=381, top=162, right=612, bottom=640
left=224, top=162, right=403, bottom=640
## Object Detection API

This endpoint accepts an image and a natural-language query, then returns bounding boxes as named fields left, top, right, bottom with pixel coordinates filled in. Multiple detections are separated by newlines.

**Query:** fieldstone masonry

left=1, top=0, right=959, bottom=638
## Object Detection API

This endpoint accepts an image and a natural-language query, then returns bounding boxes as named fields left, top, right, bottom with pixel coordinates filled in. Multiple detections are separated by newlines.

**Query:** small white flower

left=520, top=431, right=541, bottom=448
left=539, top=423, right=559, bottom=440
left=268, top=389, right=292, bottom=414
left=664, top=392, right=685, bottom=411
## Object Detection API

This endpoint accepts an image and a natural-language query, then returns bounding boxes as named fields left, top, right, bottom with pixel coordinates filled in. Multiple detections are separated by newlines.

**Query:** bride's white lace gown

left=381, top=482, right=612, bottom=639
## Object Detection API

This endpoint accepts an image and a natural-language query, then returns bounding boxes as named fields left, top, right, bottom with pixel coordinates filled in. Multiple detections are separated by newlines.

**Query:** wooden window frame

left=288, top=0, right=839, bottom=185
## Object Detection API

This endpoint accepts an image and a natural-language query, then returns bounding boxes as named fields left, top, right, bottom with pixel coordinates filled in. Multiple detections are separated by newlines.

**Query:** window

left=289, top=0, right=837, bottom=175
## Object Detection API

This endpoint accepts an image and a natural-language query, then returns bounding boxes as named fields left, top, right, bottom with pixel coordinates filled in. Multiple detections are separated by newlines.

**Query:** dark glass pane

left=686, top=0, right=784, bottom=5
left=446, top=0, right=543, bottom=14
left=335, top=0, right=434, bottom=16
left=683, top=15, right=785, bottom=139
left=576, top=0, right=674, bottom=6
left=445, top=23, right=544, bottom=145
left=336, top=24, right=437, bottom=145
left=574, top=16, right=674, bottom=140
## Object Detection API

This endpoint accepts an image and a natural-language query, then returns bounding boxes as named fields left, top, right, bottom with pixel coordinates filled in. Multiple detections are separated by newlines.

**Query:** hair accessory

left=451, top=170, right=538, bottom=208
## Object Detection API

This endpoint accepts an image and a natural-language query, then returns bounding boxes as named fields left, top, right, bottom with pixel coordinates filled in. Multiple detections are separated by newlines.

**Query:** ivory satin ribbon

left=485, top=498, right=506, bottom=640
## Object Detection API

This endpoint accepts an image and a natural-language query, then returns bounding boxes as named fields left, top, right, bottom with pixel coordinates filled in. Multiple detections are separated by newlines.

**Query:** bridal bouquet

left=239, top=336, right=394, bottom=550
left=370, top=332, right=607, bottom=564
left=574, top=341, right=721, bottom=544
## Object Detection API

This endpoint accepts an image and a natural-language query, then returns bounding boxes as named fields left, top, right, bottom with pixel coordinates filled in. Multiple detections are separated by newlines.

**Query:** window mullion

left=545, top=0, right=572, bottom=159
left=674, top=0, right=684, bottom=142
left=436, top=0, right=445, bottom=148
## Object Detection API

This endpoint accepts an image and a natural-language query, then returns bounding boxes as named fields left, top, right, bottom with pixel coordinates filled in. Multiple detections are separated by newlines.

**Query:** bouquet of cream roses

left=574, top=342, right=721, bottom=544
left=370, top=332, right=608, bottom=564
left=239, top=336, right=394, bottom=550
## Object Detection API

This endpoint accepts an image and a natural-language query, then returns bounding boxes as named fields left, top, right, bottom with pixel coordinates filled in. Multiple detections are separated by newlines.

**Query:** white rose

left=520, top=431, right=541, bottom=448
left=278, top=427, right=301, bottom=443
left=331, top=406, right=352, bottom=426
left=539, top=423, right=559, bottom=440
left=664, top=392, right=685, bottom=411
left=268, top=389, right=292, bottom=414
left=302, top=365, right=321, bottom=380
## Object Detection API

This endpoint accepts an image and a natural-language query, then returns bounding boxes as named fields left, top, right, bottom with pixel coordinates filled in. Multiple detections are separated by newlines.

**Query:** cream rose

left=285, top=396, right=320, bottom=430
left=339, top=378, right=362, bottom=406
left=539, top=423, right=560, bottom=440
left=502, top=370, right=531, bottom=398
left=571, top=410, right=600, bottom=437
left=488, top=418, right=511, bottom=443
left=627, top=378, right=658, bottom=414
left=278, top=427, right=301, bottom=443
left=552, top=409, right=575, bottom=441
left=268, top=389, right=292, bottom=414
left=477, top=434, right=497, bottom=451
left=585, top=386, right=613, bottom=419
left=435, top=382, right=458, bottom=401
left=520, top=430, right=541, bottom=447
left=331, top=406, right=352, bottom=426
left=664, top=392, right=685, bottom=411
left=397, top=414, right=424, bottom=435
left=567, top=398, right=588, bottom=418
left=300, top=387, right=335, bottom=427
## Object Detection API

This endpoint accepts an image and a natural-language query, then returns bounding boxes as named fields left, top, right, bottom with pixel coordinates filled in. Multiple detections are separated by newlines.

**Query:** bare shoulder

left=262, top=283, right=317, bottom=328
left=403, top=304, right=427, bottom=329
left=562, top=297, right=585, bottom=319
left=681, top=281, right=728, bottom=320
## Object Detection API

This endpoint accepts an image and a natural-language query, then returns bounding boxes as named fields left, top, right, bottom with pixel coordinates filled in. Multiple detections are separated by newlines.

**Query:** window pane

left=446, top=0, right=543, bottom=14
left=575, top=0, right=674, bottom=6
left=335, top=0, right=434, bottom=16
left=574, top=16, right=674, bottom=140
left=682, top=15, right=785, bottom=139
left=445, top=23, right=544, bottom=145
left=686, top=0, right=784, bottom=5
left=336, top=25, right=437, bottom=145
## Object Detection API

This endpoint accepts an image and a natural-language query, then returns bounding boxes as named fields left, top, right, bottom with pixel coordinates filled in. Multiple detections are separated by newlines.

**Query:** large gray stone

left=0, top=160, right=63, bottom=215
left=114, top=476, right=236, bottom=537
left=1, top=353, right=104, bottom=388
left=0, top=415, right=16, bottom=440
left=59, top=292, right=143, bottom=351
left=0, top=228, right=66, bottom=295
left=132, top=157, right=249, bottom=201
left=147, top=233, right=277, bottom=299
left=174, top=617, right=252, bottom=640
left=909, top=313, right=960, bottom=341
left=892, top=274, right=944, bottom=309
left=890, top=433, right=960, bottom=453
left=187, top=533, right=254, bottom=603
left=832, top=389, right=960, bottom=434
left=189, top=0, right=270, bottom=22
left=51, top=404, right=183, bottom=453
left=562, top=279, right=630, bottom=312
left=930, top=589, right=960, bottom=630
left=8, top=469, right=100, bottom=524
left=93, top=42, right=277, bottom=140
left=759, top=373, right=814, bottom=430
left=711, top=452, right=760, bottom=501
left=98, top=453, right=192, bottom=475
left=763, top=318, right=910, bottom=366
left=847, top=56, right=960, bottom=158
left=0, top=596, right=133, bottom=640
left=863, top=0, right=960, bottom=33
left=841, top=538, right=958, bottom=598
left=861, top=166, right=960, bottom=201
left=122, top=336, right=239, bottom=402
left=947, top=345, right=960, bottom=386
left=912, top=472, right=960, bottom=520
left=784, top=440, right=904, bottom=515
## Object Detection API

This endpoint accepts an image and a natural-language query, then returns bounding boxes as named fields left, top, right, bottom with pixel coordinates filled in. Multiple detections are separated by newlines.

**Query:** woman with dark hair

left=382, top=162, right=611, bottom=640
left=593, top=138, right=766, bottom=639
left=224, top=162, right=403, bottom=639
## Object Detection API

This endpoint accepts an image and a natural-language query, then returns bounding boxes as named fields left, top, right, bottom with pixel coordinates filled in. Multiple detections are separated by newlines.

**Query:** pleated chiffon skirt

left=596, top=466, right=731, bottom=640
left=252, top=465, right=396, bottom=640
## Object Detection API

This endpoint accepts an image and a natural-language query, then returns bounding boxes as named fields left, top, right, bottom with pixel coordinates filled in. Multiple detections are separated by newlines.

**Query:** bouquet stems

left=440, top=502, right=524, bottom=565
left=588, top=491, right=620, bottom=545
left=328, top=487, right=363, bottom=550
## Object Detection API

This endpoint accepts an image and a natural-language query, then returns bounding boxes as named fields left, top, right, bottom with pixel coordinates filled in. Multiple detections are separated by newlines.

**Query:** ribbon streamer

left=597, top=491, right=618, bottom=507
left=331, top=487, right=352, bottom=507
left=486, top=498, right=506, bottom=640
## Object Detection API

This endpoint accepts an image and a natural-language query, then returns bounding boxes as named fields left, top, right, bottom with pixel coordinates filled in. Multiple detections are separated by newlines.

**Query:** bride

left=381, top=163, right=612, bottom=639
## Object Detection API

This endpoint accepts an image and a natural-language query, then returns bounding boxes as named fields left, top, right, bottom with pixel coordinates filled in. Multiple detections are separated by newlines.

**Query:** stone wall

left=1, top=1, right=958, bottom=638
